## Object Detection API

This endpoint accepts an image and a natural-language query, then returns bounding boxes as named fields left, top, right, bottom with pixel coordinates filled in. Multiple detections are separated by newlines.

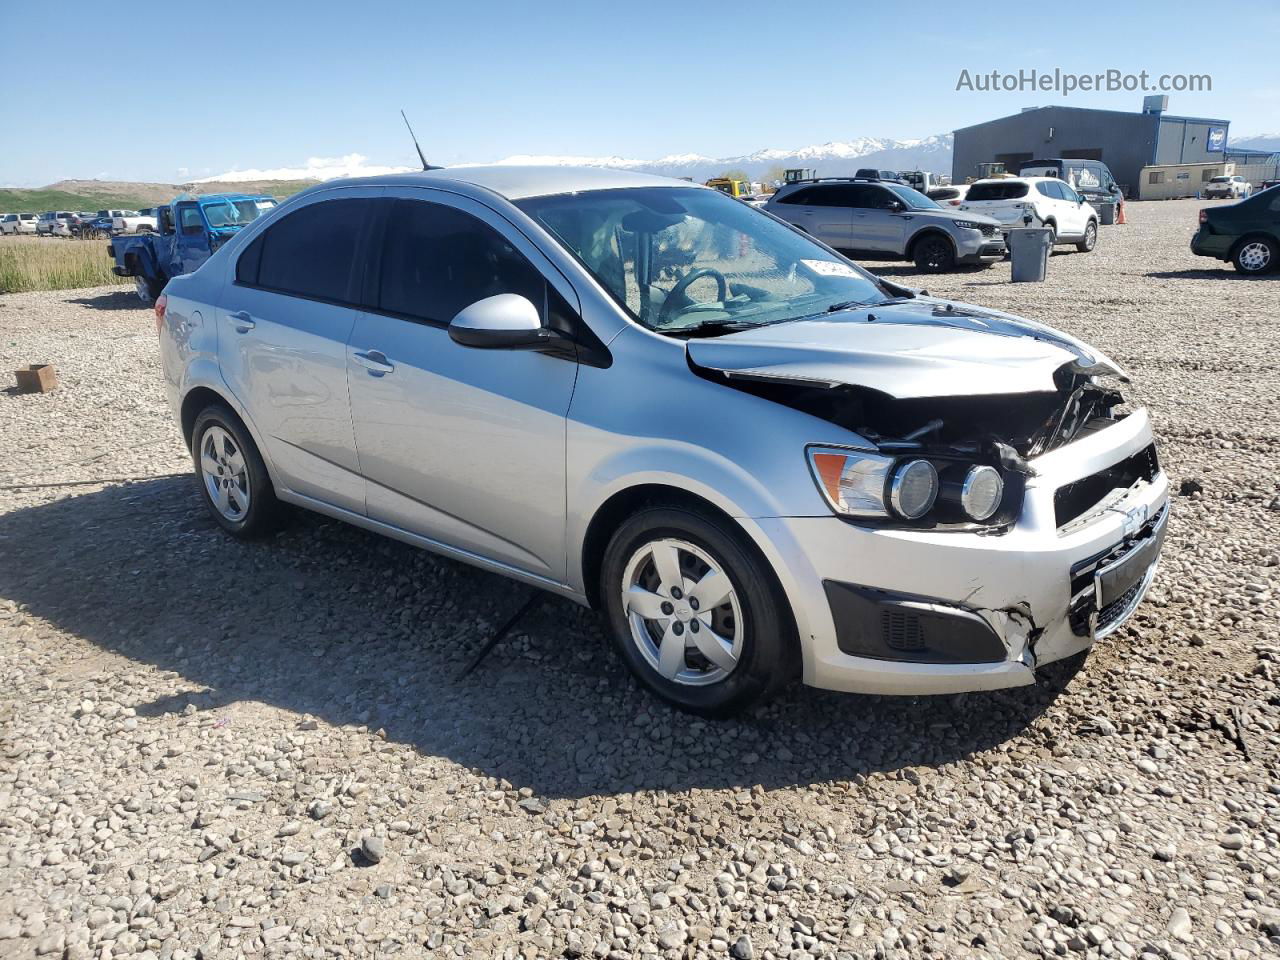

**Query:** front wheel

left=1076, top=220, right=1097, bottom=252
left=600, top=505, right=793, bottom=716
left=191, top=405, right=284, bottom=538
left=1233, top=237, right=1277, bottom=274
left=912, top=234, right=956, bottom=272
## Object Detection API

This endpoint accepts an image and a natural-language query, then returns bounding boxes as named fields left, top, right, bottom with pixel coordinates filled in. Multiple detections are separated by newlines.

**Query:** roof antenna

left=401, top=109, right=439, bottom=171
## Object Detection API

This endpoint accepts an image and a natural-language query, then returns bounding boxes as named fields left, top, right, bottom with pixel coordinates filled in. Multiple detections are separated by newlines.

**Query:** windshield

left=1209, top=177, right=1229, bottom=183
left=201, top=198, right=274, bottom=228
left=517, top=187, right=890, bottom=334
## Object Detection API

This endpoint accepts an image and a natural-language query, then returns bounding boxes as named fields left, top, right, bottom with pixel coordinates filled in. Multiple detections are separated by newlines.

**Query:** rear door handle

left=352, top=349, right=394, bottom=375
left=229, top=311, right=255, bottom=332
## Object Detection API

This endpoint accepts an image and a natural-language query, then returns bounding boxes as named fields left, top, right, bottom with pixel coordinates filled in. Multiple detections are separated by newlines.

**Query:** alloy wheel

left=1238, top=241, right=1271, bottom=272
left=620, top=537, right=743, bottom=686
left=200, top=425, right=251, bottom=522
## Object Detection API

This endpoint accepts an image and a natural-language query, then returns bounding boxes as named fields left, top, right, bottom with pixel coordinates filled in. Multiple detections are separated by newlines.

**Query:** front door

left=174, top=202, right=212, bottom=276
left=848, top=184, right=905, bottom=252
left=346, top=192, right=578, bottom=582
left=215, top=191, right=379, bottom=514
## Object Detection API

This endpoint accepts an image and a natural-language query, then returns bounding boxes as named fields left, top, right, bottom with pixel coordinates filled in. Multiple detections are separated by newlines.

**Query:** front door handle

left=352, top=349, right=394, bottom=376
left=229, top=311, right=255, bottom=332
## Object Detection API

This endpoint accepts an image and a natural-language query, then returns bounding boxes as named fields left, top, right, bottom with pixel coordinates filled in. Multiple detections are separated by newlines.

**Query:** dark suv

left=764, top=179, right=1005, bottom=271
left=1190, top=186, right=1280, bottom=274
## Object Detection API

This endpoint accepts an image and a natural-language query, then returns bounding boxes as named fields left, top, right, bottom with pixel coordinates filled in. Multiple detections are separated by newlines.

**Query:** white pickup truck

left=112, top=208, right=159, bottom=234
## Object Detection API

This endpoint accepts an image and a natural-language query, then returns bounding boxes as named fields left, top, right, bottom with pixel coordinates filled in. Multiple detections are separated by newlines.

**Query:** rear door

left=345, top=191, right=579, bottom=581
left=769, top=186, right=852, bottom=248
left=215, top=189, right=380, bottom=514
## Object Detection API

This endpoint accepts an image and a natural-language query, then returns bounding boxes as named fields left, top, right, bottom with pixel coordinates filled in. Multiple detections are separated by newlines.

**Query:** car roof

left=308, top=165, right=701, bottom=202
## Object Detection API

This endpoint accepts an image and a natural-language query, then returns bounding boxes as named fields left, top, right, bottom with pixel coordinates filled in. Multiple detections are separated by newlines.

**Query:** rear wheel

left=912, top=234, right=956, bottom=272
left=600, top=505, right=792, bottom=717
left=1233, top=237, right=1276, bottom=274
left=191, top=405, right=284, bottom=539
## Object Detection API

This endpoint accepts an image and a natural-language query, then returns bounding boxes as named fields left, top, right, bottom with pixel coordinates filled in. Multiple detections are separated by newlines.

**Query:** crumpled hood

left=686, top=298, right=1127, bottom=400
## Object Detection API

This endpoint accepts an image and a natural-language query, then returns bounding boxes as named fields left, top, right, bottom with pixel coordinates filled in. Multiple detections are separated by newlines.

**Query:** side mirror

left=448, top=294, right=561, bottom=350
left=888, top=200, right=905, bottom=212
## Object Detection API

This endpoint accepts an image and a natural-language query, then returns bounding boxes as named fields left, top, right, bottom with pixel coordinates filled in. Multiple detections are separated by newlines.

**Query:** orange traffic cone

left=1116, top=199, right=1127, bottom=225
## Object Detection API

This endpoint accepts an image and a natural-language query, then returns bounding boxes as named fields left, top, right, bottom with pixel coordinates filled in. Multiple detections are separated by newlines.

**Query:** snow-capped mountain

left=1229, top=134, right=1280, bottom=153
left=470, top=135, right=954, bottom=182
left=198, top=135, right=955, bottom=185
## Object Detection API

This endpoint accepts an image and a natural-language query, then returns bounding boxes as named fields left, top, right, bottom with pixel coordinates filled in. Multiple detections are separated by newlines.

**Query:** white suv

left=959, top=177, right=1099, bottom=252
left=1203, top=175, right=1251, bottom=200
left=1, top=213, right=40, bottom=235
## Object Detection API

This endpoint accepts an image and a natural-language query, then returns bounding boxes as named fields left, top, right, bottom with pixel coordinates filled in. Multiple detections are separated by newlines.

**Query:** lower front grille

left=1097, top=577, right=1145, bottom=633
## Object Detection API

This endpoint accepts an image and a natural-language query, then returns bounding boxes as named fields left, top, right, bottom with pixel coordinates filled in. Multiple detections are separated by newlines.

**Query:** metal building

left=952, top=97, right=1230, bottom=198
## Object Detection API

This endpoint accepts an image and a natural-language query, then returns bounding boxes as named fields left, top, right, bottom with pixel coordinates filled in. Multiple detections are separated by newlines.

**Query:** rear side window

left=252, top=198, right=371, bottom=304
left=377, top=199, right=544, bottom=324
left=966, top=182, right=1029, bottom=201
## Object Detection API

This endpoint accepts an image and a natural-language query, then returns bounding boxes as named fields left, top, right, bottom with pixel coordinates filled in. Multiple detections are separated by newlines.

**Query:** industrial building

left=952, top=96, right=1232, bottom=197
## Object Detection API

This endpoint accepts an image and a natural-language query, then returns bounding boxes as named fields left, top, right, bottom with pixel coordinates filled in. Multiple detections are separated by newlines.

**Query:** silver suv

left=157, top=166, right=1167, bottom=716
left=765, top=179, right=1006, bottom=271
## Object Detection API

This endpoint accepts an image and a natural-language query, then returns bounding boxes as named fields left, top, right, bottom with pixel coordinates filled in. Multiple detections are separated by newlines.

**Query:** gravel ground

left=1, top=198, right=1277, bottom=960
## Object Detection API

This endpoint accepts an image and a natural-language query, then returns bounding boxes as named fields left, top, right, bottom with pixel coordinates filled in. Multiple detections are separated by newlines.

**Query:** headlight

left=952, top=219, right=984, bottom=230
left=808, top=448, right=895, bottom=517
left=958, top=465, right=1003, bottom=521
left=888, top=459, right=939, bottom=519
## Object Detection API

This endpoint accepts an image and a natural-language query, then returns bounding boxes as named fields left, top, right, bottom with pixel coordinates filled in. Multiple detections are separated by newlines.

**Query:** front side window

left=250, top=197, right=371, bottom=304
left=178, top=205, right=204, bottom=235
left=377, top=199, right=544, bottom=324
left=517, top=186, right=890, bottom=334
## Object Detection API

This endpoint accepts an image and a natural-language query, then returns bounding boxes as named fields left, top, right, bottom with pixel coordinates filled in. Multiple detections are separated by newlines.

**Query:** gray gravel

left=1, top=199, right=1278, bottom=959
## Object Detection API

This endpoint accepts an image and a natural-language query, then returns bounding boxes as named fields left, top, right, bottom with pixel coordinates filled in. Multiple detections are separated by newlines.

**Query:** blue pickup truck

left=109, top=193, right=278, bottom=300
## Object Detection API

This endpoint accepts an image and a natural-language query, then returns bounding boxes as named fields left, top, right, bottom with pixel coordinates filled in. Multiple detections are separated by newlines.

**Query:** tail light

left=154, top=294, right=167, bottom=334
left=1198, top=209, right=1208, bottom=224
left=949, top=199, right=962, bottom=206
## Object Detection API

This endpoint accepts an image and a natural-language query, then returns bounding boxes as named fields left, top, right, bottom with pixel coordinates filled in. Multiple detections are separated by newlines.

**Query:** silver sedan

left=156, top=166, right=1168, bottom=716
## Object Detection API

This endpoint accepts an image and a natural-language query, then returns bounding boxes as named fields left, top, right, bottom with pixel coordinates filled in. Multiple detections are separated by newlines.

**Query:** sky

left=2, top=0, right=1277, bottom=187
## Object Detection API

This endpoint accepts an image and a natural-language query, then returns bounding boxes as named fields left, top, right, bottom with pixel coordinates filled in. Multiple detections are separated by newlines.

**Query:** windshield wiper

left=668, top=318, right=759, bottom=338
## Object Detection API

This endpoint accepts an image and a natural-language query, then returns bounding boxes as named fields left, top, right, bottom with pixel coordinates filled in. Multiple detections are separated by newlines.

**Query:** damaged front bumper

left=747, top=408, right=1169, bottom=696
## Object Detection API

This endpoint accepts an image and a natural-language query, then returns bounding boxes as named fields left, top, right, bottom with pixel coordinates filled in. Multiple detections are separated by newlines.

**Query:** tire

left=145, top=275, right=166, bottom=301
left=600, top=504, right=793, bottom=717
left=912, top=234, right=956, bottom=272
left=1232, top=236, right=1277, bottom=275
left=190, top=404, right=284, bottom=539
left=1043, top=221, right=1057, bottom=246
left=1075, top=220, right=1097, bottom=253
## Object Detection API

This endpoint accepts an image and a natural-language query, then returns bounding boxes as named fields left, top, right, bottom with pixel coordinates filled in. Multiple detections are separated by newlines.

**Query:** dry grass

left=0, top=236, right=129, bottom=294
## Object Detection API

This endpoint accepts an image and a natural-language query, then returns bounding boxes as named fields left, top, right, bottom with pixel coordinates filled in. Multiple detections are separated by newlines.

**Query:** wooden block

left=14, top=364, right=57, bottom=393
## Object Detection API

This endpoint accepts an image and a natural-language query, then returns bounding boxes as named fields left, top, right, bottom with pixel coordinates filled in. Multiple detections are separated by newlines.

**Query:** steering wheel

left=657, top=268, right=729, bottom=327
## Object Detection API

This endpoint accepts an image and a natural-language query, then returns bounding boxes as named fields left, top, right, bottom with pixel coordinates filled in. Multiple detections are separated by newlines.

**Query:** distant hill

left=0, top=178, right=316, bottom=214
